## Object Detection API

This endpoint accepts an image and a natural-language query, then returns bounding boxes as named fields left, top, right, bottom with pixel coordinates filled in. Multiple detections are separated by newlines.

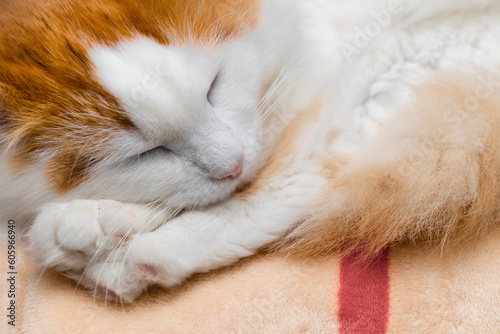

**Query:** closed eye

left=138, top=146, right=172, bottom=159
left=207, top=73, right=220, bottom=106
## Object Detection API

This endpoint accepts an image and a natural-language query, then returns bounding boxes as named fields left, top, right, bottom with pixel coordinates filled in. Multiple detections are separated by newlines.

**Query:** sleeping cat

left=2, top=0, right=500, bottom=302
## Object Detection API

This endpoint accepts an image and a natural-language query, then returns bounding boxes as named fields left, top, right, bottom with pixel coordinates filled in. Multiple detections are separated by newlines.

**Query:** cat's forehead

left=90, top=38, right=218, bottom=138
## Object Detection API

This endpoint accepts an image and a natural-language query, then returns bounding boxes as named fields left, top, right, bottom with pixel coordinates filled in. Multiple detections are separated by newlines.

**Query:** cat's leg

left=284, top=73, right=500, bottom=255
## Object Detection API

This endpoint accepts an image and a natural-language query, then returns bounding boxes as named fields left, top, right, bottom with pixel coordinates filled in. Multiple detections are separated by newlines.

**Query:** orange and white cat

left=2, top=0, right=500, bottom=302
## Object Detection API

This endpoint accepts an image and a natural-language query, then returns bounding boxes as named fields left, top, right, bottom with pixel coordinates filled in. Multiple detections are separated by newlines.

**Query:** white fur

left=329, top=0, right=500, bottom=153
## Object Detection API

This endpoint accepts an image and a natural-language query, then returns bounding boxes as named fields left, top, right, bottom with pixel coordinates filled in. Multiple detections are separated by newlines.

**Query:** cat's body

left=2, top=0, right=500, bottom=302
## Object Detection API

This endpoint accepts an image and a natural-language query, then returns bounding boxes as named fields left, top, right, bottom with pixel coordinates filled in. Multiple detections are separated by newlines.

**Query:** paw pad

left=138, top=264, right=159, bottom=280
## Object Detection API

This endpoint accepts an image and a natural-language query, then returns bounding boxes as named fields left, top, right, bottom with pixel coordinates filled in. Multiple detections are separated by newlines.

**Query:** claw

left=97, top=285, right=118, bottom=300
left=71, top=250, right=87, bottom=257
left=115, top=234, right=130, bottom=242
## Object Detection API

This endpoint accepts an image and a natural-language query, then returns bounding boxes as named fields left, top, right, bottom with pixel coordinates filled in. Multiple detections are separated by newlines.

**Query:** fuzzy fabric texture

left=2, top=225, right=499, bottom=333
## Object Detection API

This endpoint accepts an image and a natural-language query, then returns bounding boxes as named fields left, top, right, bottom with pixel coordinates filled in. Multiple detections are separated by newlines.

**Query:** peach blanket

left=2, top=226, right=500, bottom=333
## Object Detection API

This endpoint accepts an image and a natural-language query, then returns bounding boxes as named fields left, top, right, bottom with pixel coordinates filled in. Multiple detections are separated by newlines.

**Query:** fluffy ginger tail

left=276, top=73, right=500, bottom=257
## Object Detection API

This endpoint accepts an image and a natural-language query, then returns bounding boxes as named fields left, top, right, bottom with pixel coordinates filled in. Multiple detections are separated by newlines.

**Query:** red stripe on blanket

left=338, top=248, right=390, bottom=334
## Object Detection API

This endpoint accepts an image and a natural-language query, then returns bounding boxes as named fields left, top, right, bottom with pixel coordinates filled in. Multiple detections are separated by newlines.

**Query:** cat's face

left=85, top=37, right=265, bottom=208
left=0, top=0, right=267, bottom=209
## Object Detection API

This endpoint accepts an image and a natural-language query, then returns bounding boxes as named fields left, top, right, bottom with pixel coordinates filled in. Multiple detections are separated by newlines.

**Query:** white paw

left=29, top=200, right=167, bottom=302
left=70, top=231, right=194, bottom=303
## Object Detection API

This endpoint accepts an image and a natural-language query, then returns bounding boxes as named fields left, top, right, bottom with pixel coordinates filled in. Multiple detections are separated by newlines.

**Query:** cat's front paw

left=29, top=200, right=167, bottom=302
left=71, top=231, right=193, bottom=303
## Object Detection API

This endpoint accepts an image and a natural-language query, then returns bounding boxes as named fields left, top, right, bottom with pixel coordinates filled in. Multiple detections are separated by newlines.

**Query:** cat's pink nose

left=219, top=158, right=243, bottom=180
